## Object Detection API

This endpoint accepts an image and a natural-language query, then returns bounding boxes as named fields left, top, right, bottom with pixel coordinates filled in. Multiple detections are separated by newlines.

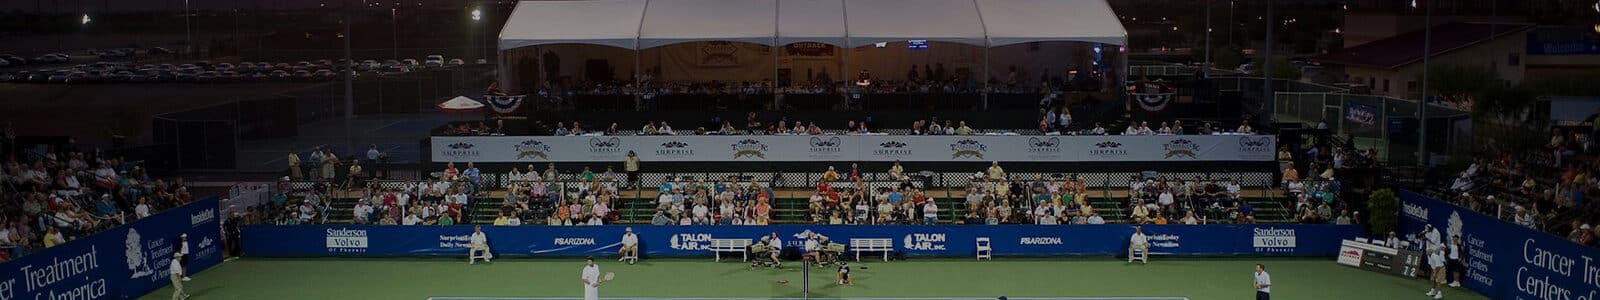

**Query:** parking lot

left=2, top=48, right=485, bottom=84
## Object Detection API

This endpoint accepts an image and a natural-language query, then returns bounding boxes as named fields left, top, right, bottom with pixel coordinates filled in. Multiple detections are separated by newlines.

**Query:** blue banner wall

left=1399, top=190, right=1600, bottom=300
left=0, top=197, right=224, bottom=300
left=242, top=224, right=1358, bottom=258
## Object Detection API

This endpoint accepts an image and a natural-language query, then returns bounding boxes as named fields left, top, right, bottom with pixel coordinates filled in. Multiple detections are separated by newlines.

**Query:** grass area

left=142, top=257, right=1486, bottom=300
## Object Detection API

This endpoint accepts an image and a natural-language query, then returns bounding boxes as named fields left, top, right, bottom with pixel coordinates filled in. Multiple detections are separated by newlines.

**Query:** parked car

left=269, top=70, right=292, bottom=81
left=424, top=55, right=445, bottom=68
left=360, top=60, right=381, bottom=70
left=247, top=72, right=269, bottom=81
left=0, top=59, right=9, bottom=68
left=0, top=54, right=27, bottom=66
left=447, top=59, right=465, bottom=66
left=47, top=71, right=72, bottom=83
left=379, top=65, right=410, bottom=76
left=401, top=59, right=419, bottom=67
left=32, top=54, right=67, bottom=64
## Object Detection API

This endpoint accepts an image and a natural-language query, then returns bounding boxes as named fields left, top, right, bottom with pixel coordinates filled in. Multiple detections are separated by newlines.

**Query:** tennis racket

left=603, top=272, right=615, bottom=282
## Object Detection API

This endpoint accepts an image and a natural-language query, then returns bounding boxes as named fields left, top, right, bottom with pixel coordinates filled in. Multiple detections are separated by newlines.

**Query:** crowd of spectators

left=1441, top=127, right=1600, bottom=244
left=543, top=113, right=994, bottom=137
left=647, top=175, right=774, bottom=226
left=0, top=137, right=196, bottom=263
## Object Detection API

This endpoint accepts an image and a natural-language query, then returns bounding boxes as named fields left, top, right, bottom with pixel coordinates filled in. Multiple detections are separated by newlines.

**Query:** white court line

left=428, top=297, right=1191, bottom=300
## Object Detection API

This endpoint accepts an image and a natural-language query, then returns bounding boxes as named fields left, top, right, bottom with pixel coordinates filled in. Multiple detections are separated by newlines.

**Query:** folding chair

left=976, top=237, right=993, bottom=260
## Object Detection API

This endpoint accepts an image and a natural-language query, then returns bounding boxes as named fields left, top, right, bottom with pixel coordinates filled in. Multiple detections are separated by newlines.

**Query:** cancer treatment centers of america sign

left=1399, top=190, right=1600, bottom=300
left=0, top=197, right=224, bottom=300
left=430, top=135, right=1277, bottom=163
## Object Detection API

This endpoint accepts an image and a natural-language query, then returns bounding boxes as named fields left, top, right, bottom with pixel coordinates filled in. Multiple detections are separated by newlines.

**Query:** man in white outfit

left=1128, top=226, right=1149, bottom=263
left=170, top=255, right=189, bottom=300
left=618, top=227, right=639, bottom=264
left=469, top=226, right=492, bottom=264
left=1426, top=245, right=1447, bottom=299
left=581, top=256, right=605, bottom=300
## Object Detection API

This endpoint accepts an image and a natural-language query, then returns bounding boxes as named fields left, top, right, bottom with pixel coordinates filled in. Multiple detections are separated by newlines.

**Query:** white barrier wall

left=431, top=135, right=1275, bottom=163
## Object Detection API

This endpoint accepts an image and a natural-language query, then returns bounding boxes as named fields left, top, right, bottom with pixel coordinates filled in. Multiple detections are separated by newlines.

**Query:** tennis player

left=581, top=256, right=606, bottom=300
left=469, top=226, right=492, bottom=264
left=1253, top=263, right=1271, bottom=300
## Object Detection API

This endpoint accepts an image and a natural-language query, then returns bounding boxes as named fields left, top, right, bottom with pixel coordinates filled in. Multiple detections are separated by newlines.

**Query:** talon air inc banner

left=430, top=135, right=1276, bottom=163
left=1399, top=190, right=1600, bottom=300
left=0, top=197, right=224, bottom=300
left=241, top=224, right=1357, bottom=258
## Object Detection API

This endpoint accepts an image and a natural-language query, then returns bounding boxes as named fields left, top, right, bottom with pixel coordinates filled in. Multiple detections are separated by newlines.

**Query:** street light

left=81, top=13, right=90, bottom=25
left=471, top=9, right=482, bottom=21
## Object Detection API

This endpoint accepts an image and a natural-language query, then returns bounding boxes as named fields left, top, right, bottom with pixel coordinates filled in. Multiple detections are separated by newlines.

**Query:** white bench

left=709, top=238, right=753, bottom=262
left=850, top=238, right=894, bottom=262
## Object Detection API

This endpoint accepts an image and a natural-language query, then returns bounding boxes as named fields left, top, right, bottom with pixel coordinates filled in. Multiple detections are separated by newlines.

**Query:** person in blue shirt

left=888, top=188, right=904, bottom=205
left=463, top=162, right=482, bottom=193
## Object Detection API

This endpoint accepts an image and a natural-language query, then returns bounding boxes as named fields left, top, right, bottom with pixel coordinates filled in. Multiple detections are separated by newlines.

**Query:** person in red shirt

left=443, top=162, right=460, bottom=180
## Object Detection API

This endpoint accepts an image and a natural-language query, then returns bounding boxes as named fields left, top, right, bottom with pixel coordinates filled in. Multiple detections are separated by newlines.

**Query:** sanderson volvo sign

left=430, top=135, right=1276, bottom=163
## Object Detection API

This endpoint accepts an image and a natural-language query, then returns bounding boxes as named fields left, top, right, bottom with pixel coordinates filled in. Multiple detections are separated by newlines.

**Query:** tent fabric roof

left=498, top=0, right=647, bottom=50
left=499, top=0, right=1127, bottom=50
left=639, top=0, right=779, bottom=48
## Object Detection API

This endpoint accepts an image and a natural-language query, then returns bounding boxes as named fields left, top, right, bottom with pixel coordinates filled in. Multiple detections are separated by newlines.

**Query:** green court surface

left=140, top=257, right=1487, bottom=300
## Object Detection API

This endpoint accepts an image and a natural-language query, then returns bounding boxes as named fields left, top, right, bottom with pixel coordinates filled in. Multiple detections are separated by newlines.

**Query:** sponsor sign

left=243, top=224, right=1355, bottom=258
left=0, top=197, right=224, bottom=300
left=1398, top=190, right=1600, bottom=300
left=431, top=135, right=1276, bottom=163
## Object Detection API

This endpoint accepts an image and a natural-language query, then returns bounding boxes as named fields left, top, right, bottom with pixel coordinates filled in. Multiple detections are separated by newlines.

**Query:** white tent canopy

left=498, top=0, right=1128, bottom=50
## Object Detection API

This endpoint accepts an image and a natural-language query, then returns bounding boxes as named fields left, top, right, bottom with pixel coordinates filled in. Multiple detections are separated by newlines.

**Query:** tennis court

left=136, top=257, right=1486, bottom=300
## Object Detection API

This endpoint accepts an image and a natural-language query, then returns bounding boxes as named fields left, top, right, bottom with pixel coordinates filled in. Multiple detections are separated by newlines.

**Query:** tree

left=1250, top=55, right=1301, bottom=79
left=1420, top=64, right=1501, bottom=105
left=1210, top=47, right=1245, bottom=70
left=1367, top=189, right=1399, bottom=236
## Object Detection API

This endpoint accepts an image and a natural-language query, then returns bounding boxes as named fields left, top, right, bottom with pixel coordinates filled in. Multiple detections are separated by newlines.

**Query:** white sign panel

left=430, top=135, right=1276, bottom=163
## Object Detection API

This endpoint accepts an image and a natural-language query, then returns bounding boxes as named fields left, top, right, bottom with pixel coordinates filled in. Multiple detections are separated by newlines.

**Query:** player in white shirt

left=1253, top=264, right=1271, bottom=300
left=170, top=255, right=189, bottom=300
left=1128, top=226, right=1149, bottom=263
left=580, top=256, right=606, bottom=300
left=618, top=227, right=639, bottom=264
left=1426, top=246, right=1447, bottom=299
left=469, top=226, right=492, bottom=264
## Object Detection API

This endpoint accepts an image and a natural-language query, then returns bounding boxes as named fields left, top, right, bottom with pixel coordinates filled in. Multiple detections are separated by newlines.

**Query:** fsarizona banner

left=430, top=134, right=1277, bottom=163
left=241, top=224, right=1356, bottom=258
left=0, top=197, right=225, bottom=300
left=1398, top=190, right=1600, bottom=300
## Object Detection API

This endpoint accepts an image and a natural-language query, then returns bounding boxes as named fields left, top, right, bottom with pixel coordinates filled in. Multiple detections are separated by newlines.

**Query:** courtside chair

left=976, top=237, right=992, bottom=260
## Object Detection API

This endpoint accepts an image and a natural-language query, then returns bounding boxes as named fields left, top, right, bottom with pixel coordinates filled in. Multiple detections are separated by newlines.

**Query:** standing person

left=1426, top=246, right=1447, bottom=299
left=307, top=147, right=324, bottom=180
left=1253, top=264, right=1272, bottom=300
left=624, top=151, right=640, bottom=188
left=170, top=255, right=189, bottom=300
left=580, top=256, right=606, bottom=300
left=469, top=225, right=491, bottom=264
left=322, top=150, right=339, bottom=183
left=178, top=234, right=191, bottom=281
left=1448, top=235, right=1463, bottom=287
left=287, top=149, right=302, bottom=180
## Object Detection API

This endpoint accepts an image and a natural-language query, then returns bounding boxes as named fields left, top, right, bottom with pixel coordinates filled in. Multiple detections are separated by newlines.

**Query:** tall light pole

left=1204, top=0, right=1212, bottom=71
left=344, top=0, right=355, bottom=156
left=1418, top=0, right=1432, bottom=168
left=391, top=7, right=399, bottom=60
left=1263, top=0, right=1275, bottom=113
left=184, top=0, right=192, bottom=54
left=471, top=8, right=481, bottom=62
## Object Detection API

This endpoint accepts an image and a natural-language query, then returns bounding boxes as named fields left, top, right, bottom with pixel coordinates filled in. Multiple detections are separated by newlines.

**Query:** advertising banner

left=430, top=135, right=1277, bottom=163
left=1398, top=190, right=1600, bottom=300
left=0, top=197, right=225, bottom=300
left=241, top=224, right=1355, bottom=258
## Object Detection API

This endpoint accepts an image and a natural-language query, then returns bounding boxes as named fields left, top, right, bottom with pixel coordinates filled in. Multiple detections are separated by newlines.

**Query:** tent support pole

left=635, top=49, right=643, bottom=111
left=982, top=47, right=990, bottom=111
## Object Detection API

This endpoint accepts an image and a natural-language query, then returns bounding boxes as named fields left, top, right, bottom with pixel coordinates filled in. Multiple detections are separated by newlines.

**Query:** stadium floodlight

left=471, top=9, right=482, bottom=21
left=81, top=14, right=90, bottom=25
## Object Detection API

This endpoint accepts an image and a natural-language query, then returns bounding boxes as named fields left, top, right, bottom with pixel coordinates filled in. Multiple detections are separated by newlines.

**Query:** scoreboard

left=1336, top=239, right=1424, bottom=277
